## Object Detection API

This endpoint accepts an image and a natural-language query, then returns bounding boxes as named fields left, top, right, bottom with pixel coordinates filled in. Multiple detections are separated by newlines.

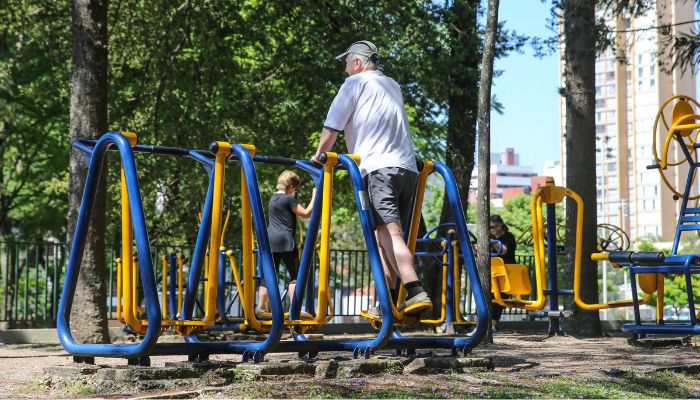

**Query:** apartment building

left=558, top=1, right=697, bottom=241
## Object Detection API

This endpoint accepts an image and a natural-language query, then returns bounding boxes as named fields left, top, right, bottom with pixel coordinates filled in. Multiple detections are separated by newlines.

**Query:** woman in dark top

left=490, top=214, right=517, bottom=333
left=257, top=170, right=316, bottom=312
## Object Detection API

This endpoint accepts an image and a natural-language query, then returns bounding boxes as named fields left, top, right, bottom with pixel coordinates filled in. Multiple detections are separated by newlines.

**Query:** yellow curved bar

left=660, top=114, right=700, bottom=169
left=518, top=185, right=546, bottom=311
left=120, top=163, right=144, bottom=333
left=221, top=209, right=232, bottom=249
left=571, top=189, right=654, bottom=310
left=121, top=131, right=138, bottom=147
left=201, top=141, right=231, bottom=327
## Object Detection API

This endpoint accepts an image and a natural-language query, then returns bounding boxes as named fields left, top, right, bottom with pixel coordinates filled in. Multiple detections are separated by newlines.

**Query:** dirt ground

left=2, top=331, right=700, bottom=398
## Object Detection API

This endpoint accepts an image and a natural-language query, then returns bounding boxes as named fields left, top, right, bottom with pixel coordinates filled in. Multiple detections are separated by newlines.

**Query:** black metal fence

left=0, top=240, right=536, bottom=326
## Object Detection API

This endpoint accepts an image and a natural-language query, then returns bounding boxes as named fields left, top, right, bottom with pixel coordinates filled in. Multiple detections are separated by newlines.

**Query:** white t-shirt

left=323, top=70, right=417, bottom=176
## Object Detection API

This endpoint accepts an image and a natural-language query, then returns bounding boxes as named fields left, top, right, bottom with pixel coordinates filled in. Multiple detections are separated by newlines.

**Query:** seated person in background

left=489, top=215, right=517, bottom=333
left=257, top=170, right=316, bottom=312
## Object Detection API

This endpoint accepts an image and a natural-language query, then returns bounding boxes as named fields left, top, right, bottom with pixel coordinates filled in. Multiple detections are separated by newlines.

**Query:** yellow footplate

left=360, top=309, right=424, bottom=330
left=253, top=311, right=318, bottom=333
left=402, top=301, right=432, bottom=315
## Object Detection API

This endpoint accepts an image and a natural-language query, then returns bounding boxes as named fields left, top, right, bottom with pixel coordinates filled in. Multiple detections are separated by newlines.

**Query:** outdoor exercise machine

left=212, top=151, right=489, bottom=358
left=59, top=131, right=488, bottom=363
left=604, top=94, right=700, bottom=336
left=353, top=159, right=489, bottom=353
left=487, top=178, right=658, bottom=336
left=58, top=132, right=294, bottom=364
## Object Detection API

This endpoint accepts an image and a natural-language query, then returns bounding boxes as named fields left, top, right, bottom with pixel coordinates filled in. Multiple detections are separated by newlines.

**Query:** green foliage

left=0, top=1, right=71, bottom=238
left=103, top=0, right=459, bottom=246
left=423, top=178, right=445, bottom=229
left=2, top=1, right=527, bottom=249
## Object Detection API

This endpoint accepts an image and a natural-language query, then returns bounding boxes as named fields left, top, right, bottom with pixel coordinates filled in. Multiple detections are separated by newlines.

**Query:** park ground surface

left=2, top=331, right=700, bottom=398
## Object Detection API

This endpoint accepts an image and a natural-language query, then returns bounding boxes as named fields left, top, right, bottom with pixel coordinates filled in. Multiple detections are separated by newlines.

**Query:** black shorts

left=363, top=167, right=418, bottom=227
left=259, top=251, right=299, bottom=287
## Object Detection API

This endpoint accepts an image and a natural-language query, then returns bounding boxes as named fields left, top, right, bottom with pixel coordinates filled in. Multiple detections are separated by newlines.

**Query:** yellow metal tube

left=133, top=257, right=139, bottom=317
left=421, top=242, right=447, bottom=324
left=396, top=161, right=434, bottom=311
left=316, top=152, right=339, bottom=324
left=115, top=257, right=123, bottom=322
left=452, top=240, right=469, bottom=324
left=221, top=210, right=232, bottom=249
left=656, top=274, right=665, bottom=322
left=177, top=254, right=184, bottom=317
left=120, top=164, right=144, bottom=333
left=200, top=141, right=232, bottom=327
left=240, top=145, right=261, bottom=330
left=161, top=255, right=168, bottom=317
left=226, top=250, right=245, bottom=305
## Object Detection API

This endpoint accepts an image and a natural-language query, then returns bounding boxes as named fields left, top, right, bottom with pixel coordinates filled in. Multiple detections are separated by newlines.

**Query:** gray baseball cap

left=335, top=40, right=378, bottom=61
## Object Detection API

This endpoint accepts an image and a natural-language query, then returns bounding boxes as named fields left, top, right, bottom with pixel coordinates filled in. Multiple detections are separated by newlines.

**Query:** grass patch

left=62, top=380, right=96, bottom=396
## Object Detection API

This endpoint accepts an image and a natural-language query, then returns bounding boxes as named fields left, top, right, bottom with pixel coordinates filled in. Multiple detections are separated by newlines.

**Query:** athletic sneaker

left=367, top=305, right=382, bottom=318
left=398, top=291, right=433, bottom=315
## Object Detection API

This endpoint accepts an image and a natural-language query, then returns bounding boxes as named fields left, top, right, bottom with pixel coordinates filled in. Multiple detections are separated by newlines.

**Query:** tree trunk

left=421, top=0, right=480, bottom=310
left=562, top=0, right=602, bottom=336
left=476, top=0, right=499, bottom=342
left=439, top=0, right=480, bottom=226
left=67, top=0, right=110, bottom=343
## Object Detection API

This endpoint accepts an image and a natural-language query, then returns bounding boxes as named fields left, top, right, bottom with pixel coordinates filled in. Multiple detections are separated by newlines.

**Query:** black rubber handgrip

left=646, top=164, right=661, bottom=170
left=608, top=251, right=664, bottom=264
left=631, top=251, right=665, bottom=264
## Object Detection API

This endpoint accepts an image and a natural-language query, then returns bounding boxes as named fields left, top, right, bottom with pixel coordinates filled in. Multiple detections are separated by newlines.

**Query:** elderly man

left=311, top=40, right=432, bottom=317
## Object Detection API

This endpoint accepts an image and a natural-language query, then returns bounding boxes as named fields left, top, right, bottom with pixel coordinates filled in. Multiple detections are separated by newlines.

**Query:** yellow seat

left=491, top=258, right=532, bottom=296
left=491, top=258, right=511, bottom=293
left=503, top=264, right=532, bottom=296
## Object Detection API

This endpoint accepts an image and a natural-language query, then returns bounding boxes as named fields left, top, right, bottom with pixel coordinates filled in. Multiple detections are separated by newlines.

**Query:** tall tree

left=68, top=0, right=110, bottom=343
left=476, top=0, right=500, bottom=341
left=440, top=0, right=480, bottom=226
left=0, top=2, right=70, bottom=239
left=560, top=0, right=602, bottom=336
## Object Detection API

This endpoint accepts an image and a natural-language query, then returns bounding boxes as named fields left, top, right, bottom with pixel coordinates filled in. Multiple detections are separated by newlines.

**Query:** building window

left=637, top=80, right=643, bottom=91
left=607, top=71, right=615, bottom=81
left=638, top=67, right=643, bottom=78
left=650, top=65, right=655, bottom=75
left=596, top=124, right=605, bottom=133
left=638, top=54, right=643, bottom=64
left=650, top=78, right=655, bottom=88
left=596, top=99, right=605, bottom=108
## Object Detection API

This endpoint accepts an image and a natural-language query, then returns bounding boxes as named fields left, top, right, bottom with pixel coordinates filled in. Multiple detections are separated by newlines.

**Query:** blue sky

left=491, top=0, right=560, bottom=174
left=492, top=1, right=700, bottom=174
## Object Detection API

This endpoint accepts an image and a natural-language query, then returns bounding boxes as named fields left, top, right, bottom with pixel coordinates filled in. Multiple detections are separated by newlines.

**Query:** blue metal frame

left=175, top=144, right=285, bottom=362
left=620, top=133, right=700, bottom=336
left=61, top=133, right=488, bottom=360
left=58, top=132, right=161, bottom=358
left=379, top=162, right=488, bottom=354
